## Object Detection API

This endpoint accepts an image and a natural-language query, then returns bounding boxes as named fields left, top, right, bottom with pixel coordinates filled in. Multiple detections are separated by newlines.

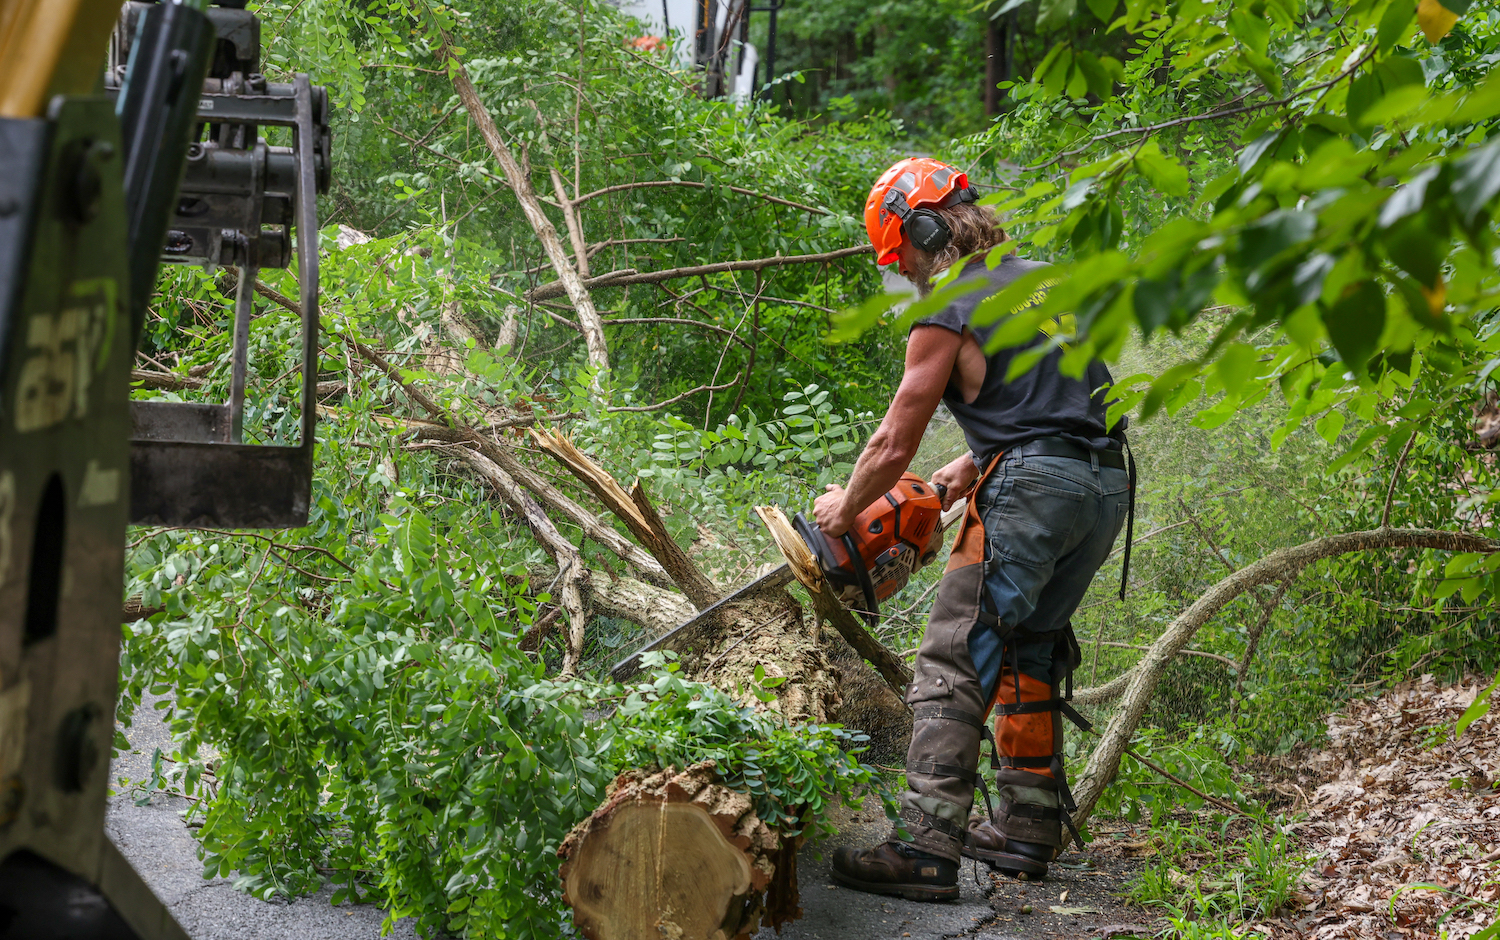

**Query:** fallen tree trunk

left=1068, top=526, right=1500, bottom=838
left=558, top=762, right=797, bottom=940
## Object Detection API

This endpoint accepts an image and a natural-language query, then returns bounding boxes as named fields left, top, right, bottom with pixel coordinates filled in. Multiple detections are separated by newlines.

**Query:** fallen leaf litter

left=1278, top=675, right=1499, bottom=939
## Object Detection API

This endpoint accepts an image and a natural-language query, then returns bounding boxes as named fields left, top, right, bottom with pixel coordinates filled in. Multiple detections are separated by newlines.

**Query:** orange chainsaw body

left=793, top=472, right=946, bottom=620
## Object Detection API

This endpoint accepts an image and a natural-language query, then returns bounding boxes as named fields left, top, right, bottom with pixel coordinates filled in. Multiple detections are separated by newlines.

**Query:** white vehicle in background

left=610, top=0, right=783, bottom=102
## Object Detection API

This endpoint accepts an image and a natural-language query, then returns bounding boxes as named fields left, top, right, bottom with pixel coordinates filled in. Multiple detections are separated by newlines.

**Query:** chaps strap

left=900, top=806, right=966, bottom=841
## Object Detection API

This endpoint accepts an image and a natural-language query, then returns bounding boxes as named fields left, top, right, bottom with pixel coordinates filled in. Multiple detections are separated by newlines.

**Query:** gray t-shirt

left=913, top=254, right=1124, bottom=460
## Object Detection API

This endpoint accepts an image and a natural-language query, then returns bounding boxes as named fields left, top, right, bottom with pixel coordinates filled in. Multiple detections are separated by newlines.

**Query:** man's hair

left=905, top=203, right=1007, bottom=294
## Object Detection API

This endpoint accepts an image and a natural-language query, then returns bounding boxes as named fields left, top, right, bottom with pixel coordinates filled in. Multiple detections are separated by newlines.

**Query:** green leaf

left=1315, top=409, right=1346, bottom=444
left=1134, top=142, right=1190, bottom=197
left=1037, top=0, right=1078, bottom=32
left=1085, top=0, right=1117, bottom=22
left=1378, top=53, right=1425, bottom=89
left=1384, top=216, right=1444, bottom=287
left=1238, top=130, right=1281, bottom=174
left=1215, top=342, right=1257, bottom=396
left=1450, top=72, right=1500, bottom=123
left=1377, top=0, right=1415, bottom=51
left=1227, top=9, right=1270, bottom=55
left=1322, top=281, right=1387, bottom=376
left=1348, top=74, right=1382, bottom=128
left=1452, top=136, right=1500, bottom=224
left=1238, top=210, right=1316, bottom=270
left=1074, top=51, right=1114, bottom=99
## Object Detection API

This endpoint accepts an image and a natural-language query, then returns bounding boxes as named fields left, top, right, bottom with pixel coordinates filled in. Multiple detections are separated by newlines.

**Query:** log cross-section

left=559, top=762, right=797, bottom=940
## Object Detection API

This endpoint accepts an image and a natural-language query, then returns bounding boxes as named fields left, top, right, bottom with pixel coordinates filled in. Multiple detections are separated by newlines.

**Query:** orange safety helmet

left=864, top=157, right=979, bottom=265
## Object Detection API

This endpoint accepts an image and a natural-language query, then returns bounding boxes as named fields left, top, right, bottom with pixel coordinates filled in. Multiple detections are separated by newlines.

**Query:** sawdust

left=1275, top=675, right=1499, bottom=939
left=696, top=592, right=841, bottom=724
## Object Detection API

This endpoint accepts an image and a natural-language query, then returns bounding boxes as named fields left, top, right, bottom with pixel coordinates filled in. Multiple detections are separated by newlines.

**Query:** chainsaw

left=611, top=472, right=963, bottom=681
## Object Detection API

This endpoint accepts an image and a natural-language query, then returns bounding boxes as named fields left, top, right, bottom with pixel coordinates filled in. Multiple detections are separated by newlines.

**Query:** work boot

left=831, top=841, right=959, bottom=901
left=963, top=817, right=1051, bottom=880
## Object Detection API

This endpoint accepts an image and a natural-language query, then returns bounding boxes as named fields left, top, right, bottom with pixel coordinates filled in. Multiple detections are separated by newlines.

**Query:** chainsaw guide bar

left=608, top=564, right=795, bottom=681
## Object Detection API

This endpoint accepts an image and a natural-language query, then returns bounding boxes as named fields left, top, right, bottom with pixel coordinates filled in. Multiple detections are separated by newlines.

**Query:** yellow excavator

left=0, top=1, right=327, bottom=934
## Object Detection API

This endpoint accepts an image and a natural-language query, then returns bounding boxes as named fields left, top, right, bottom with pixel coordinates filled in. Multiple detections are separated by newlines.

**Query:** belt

left=1006, top=436, right=1126, bottom=470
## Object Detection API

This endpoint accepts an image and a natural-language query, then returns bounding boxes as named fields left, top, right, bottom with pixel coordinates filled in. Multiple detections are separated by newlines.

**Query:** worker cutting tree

left=815, top=157, right=1134, bottom=900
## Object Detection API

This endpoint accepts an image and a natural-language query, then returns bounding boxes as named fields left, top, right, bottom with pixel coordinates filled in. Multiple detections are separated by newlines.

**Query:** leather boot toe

left=831, top=841, right=959, bottom=902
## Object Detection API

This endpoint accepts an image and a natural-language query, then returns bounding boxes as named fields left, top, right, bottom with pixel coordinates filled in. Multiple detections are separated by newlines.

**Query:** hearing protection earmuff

left=881, top=184, right=979, bottom=254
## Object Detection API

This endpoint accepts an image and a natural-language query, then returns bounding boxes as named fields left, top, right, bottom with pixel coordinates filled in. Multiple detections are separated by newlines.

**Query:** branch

left=1116, top=741, right=1274, bottom=833
left=346, top=337, right=449, bottom=423
left=132, top=369, right=205, bottom=391
left=570, top=179, right=829, bottom=217
left=1023, top=47, right=1377, bottom=171
left=408, top=426, right=675, bottom=589
left=437, top=444, right=591, bottom=673
left=1235, top=579, right=1290, bottom=698
left=605, top=373, right=743, bottom=413
left=550, top=166, right=591, bottom=278
left=1381, top=430, right=1419, bottom=528
left=526, top=245, right=874, bottom=303
left=603, top=317, right=752, bottom=348
left=530, top=428, right=719, bottom=608
left=1081, top=638, right=1237, bottom=668
left=442, top=43, right=611, bottom=378
left=123, top=595, right=166, bottom=621
left=1067, top=527, right=1500, bottom=841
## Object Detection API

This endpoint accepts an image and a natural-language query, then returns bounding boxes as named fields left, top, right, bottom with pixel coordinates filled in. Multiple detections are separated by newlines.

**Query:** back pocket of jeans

left=986, top=477, right=1085, bottom=567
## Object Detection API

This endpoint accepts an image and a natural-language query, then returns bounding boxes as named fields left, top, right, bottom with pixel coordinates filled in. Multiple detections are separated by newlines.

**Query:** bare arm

left=813, top=325, right=962, bottom=536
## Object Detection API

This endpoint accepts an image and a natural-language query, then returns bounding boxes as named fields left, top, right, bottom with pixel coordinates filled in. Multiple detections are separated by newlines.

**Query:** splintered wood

left=558, top=761, right=799, bottom=940
left=754, top=505, right=823, bottom=595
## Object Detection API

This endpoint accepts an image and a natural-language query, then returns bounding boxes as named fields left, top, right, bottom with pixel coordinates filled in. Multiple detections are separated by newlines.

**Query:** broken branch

left=527, top=245, right=873, bottom=302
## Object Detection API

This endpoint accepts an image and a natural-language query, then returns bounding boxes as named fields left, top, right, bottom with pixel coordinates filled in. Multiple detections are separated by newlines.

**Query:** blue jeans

left=967, top=454, right=1131, bottom=701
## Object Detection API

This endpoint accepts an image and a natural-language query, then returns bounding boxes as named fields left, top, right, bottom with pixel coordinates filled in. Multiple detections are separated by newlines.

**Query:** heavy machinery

left=0, top=0, right=328, bottom=934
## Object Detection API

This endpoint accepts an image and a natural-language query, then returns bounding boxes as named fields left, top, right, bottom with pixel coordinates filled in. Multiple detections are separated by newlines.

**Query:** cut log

left=559, top=761, right=798, bottom=940
left=694, top=588, right=840, bottom=724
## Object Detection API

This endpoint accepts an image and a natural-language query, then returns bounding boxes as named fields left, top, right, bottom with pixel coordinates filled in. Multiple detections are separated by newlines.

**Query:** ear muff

left=881, top=182, right=977, bottom=257
left=905, top=208, right=952, bottom=254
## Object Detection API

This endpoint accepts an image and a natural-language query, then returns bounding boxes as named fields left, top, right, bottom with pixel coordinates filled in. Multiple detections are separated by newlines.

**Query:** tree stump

left=558, top=761, right=800, bottom=940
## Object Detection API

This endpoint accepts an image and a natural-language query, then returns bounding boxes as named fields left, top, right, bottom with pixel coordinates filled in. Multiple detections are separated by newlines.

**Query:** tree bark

left=532, top=428, right=720, bottom=608
left=1068, top=527, right=1500, bottom=837
left=444, top=48, right=611, bottom=378
left=583, top=570, right=697, bottom=635
left=559, top=762, right=798, bottom=940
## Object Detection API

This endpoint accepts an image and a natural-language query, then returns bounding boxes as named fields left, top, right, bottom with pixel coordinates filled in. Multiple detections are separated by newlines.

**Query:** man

left=814, top=157, right=1132, bottom=900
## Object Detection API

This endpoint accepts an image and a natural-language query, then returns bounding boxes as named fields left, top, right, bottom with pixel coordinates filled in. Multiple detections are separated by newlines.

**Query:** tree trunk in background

left=985, top=18, right=1000, bottom=117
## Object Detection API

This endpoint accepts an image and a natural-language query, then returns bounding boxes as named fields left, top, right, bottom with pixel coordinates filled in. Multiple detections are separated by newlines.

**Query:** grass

left=1126, top=818, right=1310, bottom=933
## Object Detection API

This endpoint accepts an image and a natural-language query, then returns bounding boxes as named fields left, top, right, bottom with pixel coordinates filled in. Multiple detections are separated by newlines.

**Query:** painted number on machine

left=14, top=279, right=116, bottom=433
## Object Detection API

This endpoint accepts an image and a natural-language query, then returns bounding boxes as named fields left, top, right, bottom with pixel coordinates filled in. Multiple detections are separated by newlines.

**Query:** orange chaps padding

left=992, top=670, right=1055, bottom=779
